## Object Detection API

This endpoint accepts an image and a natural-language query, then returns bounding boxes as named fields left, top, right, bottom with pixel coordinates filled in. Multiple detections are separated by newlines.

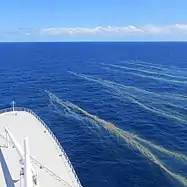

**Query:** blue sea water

left=0, top=42, right=187, bottom=187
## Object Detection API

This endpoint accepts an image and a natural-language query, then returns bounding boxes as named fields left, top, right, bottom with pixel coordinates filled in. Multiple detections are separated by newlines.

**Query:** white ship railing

left=0, top=107, right=82, bottom=187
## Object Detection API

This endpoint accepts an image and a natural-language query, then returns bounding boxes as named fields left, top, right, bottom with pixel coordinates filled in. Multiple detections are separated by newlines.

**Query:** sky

left=1, top=0, right=187, bottom=42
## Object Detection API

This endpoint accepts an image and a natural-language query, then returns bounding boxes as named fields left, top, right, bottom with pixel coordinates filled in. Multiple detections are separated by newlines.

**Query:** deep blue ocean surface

left=0, top=42, right=187, bottom=187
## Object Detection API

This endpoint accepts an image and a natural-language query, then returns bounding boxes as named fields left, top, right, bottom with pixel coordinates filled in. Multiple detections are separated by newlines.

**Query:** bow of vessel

left=0, top=105, right=82, bottom=187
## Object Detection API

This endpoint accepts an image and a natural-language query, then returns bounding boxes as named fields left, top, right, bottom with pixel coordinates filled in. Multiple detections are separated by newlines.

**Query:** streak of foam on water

left=46, top=91, right=187, bottom=186
left=100, top=64, right=187, bottom=85
left=100, top=63, right=187, bottom=81
left=127, top=71, right=187, bottom=84
left=47, top=90, right=101, bottom=129
left=68, top=71, right=187, bottom=124
left=123, top=60, right=187, bottom=76
left=101, top=66, right=187, bottom=105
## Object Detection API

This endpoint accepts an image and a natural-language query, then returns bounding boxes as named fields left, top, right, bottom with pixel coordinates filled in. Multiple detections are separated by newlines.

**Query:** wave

left=46, top=90, right=187, bottom=186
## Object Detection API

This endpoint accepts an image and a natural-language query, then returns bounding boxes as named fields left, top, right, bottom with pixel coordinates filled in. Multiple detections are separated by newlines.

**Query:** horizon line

left=0, top=41, right=187, bottom=43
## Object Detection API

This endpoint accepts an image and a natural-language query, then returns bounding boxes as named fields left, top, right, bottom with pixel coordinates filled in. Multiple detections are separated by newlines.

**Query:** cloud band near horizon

left=40, top=24, right=187, bottom=36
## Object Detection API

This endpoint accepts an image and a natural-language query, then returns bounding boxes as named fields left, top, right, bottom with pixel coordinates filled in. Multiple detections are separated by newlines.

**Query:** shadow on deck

left=0, top=149, right=19, bottom=187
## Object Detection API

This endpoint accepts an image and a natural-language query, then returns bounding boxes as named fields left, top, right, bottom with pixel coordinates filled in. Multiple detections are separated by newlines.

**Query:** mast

left=11, top=100, right=15, bottom=112
left=4, top=127, right=39, bottom=187
left=24, top=138, right=32, bottom=187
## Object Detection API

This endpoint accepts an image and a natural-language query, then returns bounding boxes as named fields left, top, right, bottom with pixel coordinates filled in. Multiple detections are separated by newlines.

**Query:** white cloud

left=25, top=32, right=31, bottom=36
left=40, top=25, right=144, bottom=36
left=40, top=24, right=187, bottom=37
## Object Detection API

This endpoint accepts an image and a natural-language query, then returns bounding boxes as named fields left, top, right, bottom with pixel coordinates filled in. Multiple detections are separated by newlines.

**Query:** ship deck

left=0, top=108, right=82, bottom=187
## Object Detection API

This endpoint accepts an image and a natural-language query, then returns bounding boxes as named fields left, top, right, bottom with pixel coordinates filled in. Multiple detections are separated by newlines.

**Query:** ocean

left=0, top=42, right=187, bottom=187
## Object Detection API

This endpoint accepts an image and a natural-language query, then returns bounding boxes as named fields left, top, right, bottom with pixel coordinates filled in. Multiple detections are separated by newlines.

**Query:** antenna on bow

left=11, top=100, right=16, bottom=112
